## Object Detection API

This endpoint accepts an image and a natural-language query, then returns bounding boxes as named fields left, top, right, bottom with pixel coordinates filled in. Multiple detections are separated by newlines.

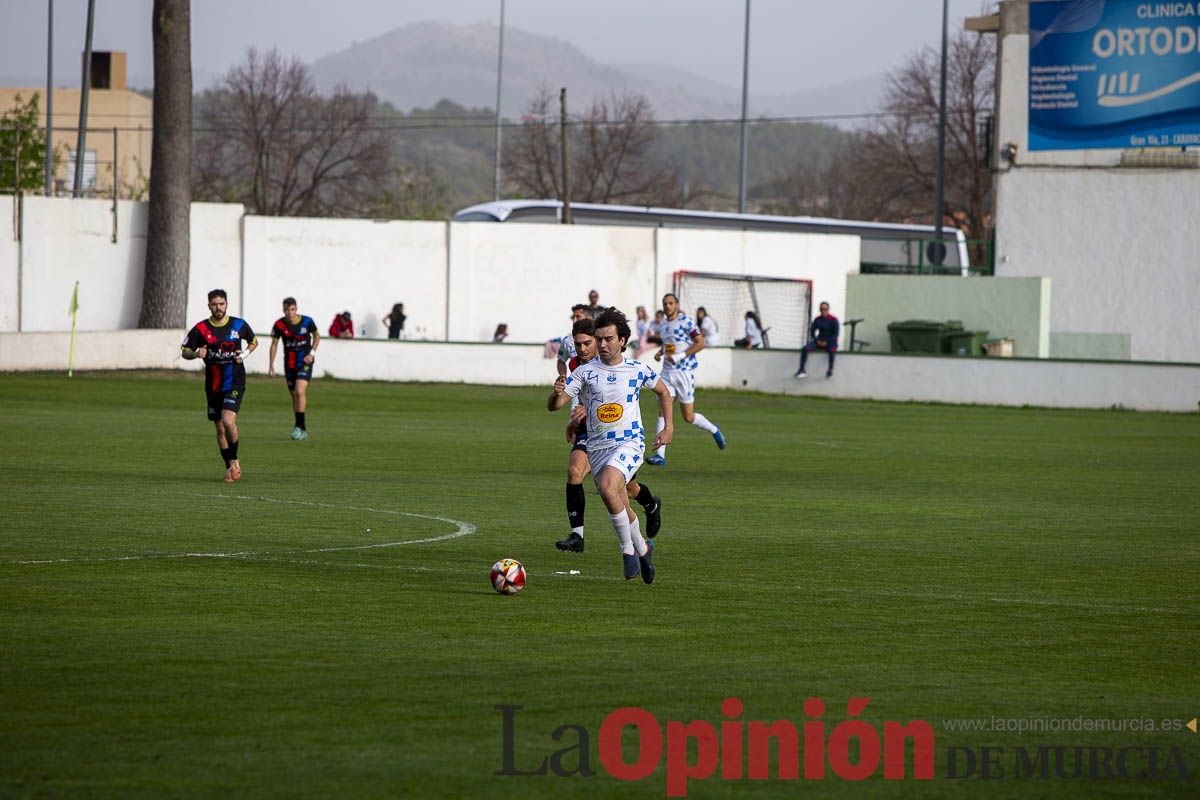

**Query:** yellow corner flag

left=67, top=281, right=80, bottom=377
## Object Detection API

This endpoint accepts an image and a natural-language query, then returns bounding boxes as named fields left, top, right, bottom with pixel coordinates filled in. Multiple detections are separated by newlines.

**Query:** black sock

left=634, top=483, right=654, bottom=509
left=220, top=446, right=233, bottom=468
left=566, top=483, right=585, bottom=530
left=296, top=411, right=306, bottom=430
left=229, top=439, right=239, bottom=462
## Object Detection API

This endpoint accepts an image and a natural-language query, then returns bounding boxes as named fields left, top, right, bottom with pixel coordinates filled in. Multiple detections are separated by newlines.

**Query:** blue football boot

left=639, top=541, right=656, bottom=584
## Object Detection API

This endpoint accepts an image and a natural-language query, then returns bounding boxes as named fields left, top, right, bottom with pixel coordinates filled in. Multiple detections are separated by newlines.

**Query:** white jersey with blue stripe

left=563, top=357, right=659, bottom=451
left=658, top=313, right=701, bottom=373
left=557, top=332, right=576, bottom=364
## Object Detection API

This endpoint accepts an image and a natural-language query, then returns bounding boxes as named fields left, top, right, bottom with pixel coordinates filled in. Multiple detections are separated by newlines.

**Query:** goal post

left=672, top=271, right=813, bottom=350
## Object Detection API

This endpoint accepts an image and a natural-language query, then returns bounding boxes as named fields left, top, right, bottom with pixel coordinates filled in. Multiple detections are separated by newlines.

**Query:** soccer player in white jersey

left=556, top=304, right=591, bottom=378
left=549, top=308, right=673, bottom=582
left=646, top=293, right=726, bottom=466
left=552, top=317, right=663, bottom=554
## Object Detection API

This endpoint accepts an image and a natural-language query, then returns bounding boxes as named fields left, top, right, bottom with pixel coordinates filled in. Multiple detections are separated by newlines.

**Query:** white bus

left=452, top=199, right=972, bottom=275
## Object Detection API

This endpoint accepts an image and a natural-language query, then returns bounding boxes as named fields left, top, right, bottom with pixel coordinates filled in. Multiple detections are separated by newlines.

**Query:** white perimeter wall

left=995, top=169, right=1200, bottom=363
left=991, top=1, right=1200, bottom=363
left=241, top=215, right=449, bottom=343
left=1, top=198, right=859, bottom=350
left=15, top=195, right=149, bottom=332
left=3, top=330, right=1195, bottom=413
left=188, top=202, right=245, bottom=327
left=448, top=222, right=656, bottom=343
left=0, top=196, right=16, bottom=330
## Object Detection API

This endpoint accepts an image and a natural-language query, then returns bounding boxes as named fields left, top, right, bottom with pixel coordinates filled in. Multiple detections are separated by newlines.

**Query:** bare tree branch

left=193, top=48, right=391, bottom=217
left=503, top=88, right=683, bottom=207
left=771, top=31, right=995, bottom=258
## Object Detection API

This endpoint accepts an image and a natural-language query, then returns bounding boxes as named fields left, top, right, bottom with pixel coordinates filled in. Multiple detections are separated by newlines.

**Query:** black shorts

left=285, top=362, right=313, bottom=391
left=571, top=421, right=589, bottom=453
left=206, top=386, right=245, bottom=421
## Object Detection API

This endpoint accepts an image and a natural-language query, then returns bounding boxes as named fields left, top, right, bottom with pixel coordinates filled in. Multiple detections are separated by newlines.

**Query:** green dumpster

left=887, top=320, right=950, bottom=353
left=946, top=330, right=989, bottom=356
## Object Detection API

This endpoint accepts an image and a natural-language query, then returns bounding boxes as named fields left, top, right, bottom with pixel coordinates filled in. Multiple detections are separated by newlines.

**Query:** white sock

left=691, top=412, right=718, bottom=433
left=609, top=510, right=634, bottom=555
left=629, top=514, right=648, bottom=556
left=571, top=526, right=583, bottom=538
left=655, top=416, right=667, bottom=457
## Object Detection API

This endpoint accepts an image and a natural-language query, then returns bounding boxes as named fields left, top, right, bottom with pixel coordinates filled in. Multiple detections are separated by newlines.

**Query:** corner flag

left=67, top=281, right=79, bottom=377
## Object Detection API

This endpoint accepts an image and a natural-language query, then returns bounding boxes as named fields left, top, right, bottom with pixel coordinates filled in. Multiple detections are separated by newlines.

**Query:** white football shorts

left=588, top=442, right=644, bottom=482
left=660, top=368, right=696, bottom=405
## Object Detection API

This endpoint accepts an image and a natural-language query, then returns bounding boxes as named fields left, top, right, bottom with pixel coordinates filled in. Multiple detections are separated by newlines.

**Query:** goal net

left=672, top=271, right=813, bottom=350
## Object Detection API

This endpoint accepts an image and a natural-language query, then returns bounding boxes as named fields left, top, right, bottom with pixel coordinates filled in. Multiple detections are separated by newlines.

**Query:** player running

left=556, top=303, right=592, bottom=378
left=181, top=289, right=258, bottom=483
left=646, top=292, right=725, bottom=466
left=551, top=316, right=663, bottom=554
left=549, top=308, right=673, bottom=582
left=268, top=296, right=320, bottom=440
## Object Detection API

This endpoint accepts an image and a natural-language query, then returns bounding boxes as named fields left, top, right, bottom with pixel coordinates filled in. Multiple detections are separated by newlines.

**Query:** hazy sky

left=2, top=0, right=995, bottom=95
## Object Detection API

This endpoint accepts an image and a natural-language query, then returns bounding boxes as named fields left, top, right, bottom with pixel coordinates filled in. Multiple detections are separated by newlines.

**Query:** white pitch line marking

left=4, top=494, right=477, bottom=566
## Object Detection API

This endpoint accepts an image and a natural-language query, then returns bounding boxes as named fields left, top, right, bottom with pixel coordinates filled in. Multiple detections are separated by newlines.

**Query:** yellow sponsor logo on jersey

left=665, top=343, right=677, bottom=354
left=596, top=403, right=623, bottom=424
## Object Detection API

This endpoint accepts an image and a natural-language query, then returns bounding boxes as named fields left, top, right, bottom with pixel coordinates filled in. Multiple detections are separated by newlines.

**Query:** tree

left=503, top=88, right=684, bottom=206
left=0, top=94, right=50, bottom=194
left=774, top=31, right=995, bottom=255
left=193, top=49, right=391, bottom=217
left=139, top=0, right=192, bottom=329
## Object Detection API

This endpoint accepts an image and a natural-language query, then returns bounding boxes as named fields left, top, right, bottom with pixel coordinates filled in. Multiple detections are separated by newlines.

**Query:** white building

left=973, top=0, right=1200, bottom=363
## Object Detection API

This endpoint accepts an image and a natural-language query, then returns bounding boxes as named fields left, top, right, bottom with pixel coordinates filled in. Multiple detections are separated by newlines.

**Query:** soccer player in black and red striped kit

left=181, top=289, right=258, bottom=483
left=268, top=297, right=320, bottom=440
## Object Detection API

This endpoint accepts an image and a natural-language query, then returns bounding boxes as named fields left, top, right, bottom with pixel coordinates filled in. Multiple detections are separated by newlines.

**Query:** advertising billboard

left=1028, top=0, right=1200, bottom=150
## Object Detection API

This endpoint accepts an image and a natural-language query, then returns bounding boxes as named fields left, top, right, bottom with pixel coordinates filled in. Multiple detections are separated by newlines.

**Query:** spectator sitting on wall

left=494, top=323, right=508, bottom=342
left=647, top=309, right=666, bottom=345
left=734, top=311, right=764, bottom=349
left=329, top=311, right=355, bottom=339
left=795, top=301, right=840, bottom=379
left=696, top=306, right=720, bottom=346
left=634, top=305, right=653, bottom=356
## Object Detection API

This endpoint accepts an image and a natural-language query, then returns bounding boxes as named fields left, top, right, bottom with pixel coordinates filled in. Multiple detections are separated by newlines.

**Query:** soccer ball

left=490, top=558, right=526, bottom=595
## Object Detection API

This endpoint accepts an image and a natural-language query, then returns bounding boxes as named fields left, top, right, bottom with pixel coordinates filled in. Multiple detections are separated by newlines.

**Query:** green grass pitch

left=1, top=371, right=1197, bottom=798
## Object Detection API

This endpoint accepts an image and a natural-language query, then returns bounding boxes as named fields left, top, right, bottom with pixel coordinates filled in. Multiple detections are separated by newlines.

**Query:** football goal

left=672, top=271, right=813, bottom=350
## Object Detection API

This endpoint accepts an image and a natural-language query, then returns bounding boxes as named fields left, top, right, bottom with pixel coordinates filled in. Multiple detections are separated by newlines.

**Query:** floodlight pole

left=72, top=0, right=95, bottom=197
left=492, top=0, right=505, bottom=201
left=737, top=0, right=751, bottom=214
left=933, top=0, right=949, bottom=263
left=45, top=0, right=54, bottom=196
left=560, top=87, right=571, bottom=224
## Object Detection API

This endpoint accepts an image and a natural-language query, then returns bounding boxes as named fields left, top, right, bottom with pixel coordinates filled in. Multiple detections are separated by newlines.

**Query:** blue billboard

left=1029, top=0, right=1200, bottom=150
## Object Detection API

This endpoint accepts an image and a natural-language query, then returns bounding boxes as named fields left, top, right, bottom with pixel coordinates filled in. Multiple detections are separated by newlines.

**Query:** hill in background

left=310, top=22, right=874, bottom=214
left=311, top=21, right=885, bottom=123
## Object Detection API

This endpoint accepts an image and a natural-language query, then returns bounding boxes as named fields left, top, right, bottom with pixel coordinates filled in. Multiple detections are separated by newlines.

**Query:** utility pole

left=932, top=0, right=949, bottom=265
left=737, top=0, right=751, bottom=214
left=492, top=0, right=505, bottom=201
left=72, top=0, right=95, bottom=197
left=45, top=0, right=54, bottom=196
left=560, top=87, right=572, bottom=224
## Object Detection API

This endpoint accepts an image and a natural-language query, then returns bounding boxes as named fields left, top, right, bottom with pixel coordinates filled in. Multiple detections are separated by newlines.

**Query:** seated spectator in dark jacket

left=329, top=311, right=355, bottom=339
left=795, top=302, right=839, bottom=379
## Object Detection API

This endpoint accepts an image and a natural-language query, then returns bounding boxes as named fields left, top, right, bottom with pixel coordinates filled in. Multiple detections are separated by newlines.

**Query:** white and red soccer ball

left=490, top=558, right=526, bottom=595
